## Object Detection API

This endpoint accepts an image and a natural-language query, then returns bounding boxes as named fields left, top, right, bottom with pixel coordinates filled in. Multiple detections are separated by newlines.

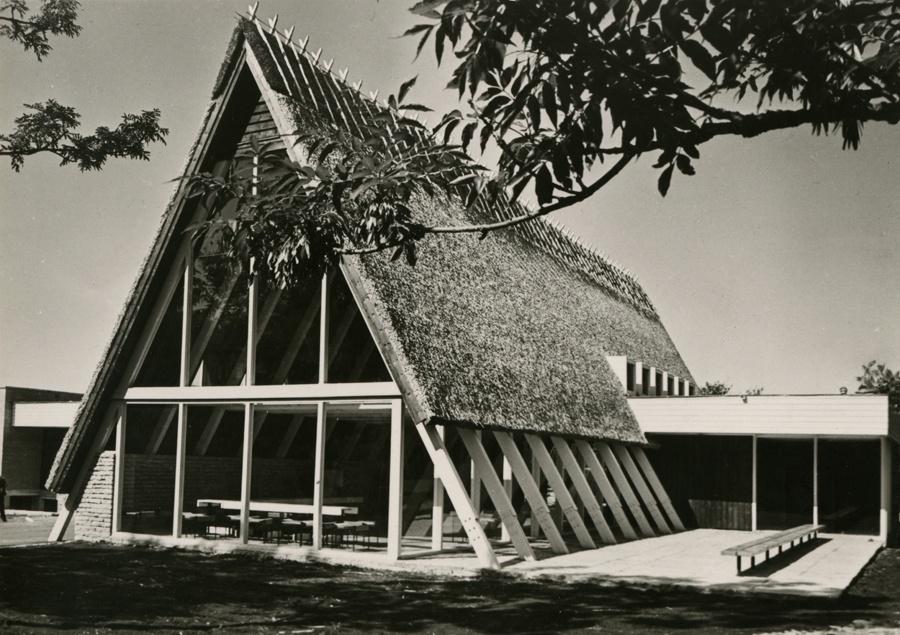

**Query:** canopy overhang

left=628, top=394, right=899, bottom=443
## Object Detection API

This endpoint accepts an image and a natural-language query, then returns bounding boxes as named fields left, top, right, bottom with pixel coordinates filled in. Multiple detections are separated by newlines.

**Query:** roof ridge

left=242, top=6, right=657, bottom=318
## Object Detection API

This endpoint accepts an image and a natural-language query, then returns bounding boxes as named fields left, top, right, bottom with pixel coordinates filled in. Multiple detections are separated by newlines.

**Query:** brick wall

left=75, top=451, right=115, bottom=541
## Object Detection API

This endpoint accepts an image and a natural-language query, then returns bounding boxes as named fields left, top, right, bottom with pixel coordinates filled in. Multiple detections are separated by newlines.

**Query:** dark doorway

left=758, top=439, right=813, bottom=530
left=818, top=439, right=880, bottom=536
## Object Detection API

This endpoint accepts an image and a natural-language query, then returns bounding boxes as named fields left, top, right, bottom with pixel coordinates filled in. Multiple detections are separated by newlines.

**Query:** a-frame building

left=47, top=10, right=697, bottom=568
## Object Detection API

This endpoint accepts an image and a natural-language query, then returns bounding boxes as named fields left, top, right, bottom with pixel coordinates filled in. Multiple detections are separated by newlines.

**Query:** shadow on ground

left=1, top=542, right=899, bottom=634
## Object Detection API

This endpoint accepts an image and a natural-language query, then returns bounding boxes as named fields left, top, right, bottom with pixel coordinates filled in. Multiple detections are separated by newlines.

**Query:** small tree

left=856, top=360, right=900, bottom=413
left=0, top=0, right=168, bottom=171
left=699, top=381, right=731, bottom=395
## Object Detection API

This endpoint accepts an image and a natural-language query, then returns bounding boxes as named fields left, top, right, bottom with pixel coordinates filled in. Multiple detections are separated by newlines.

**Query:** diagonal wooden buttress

left=630, top=446, right=685, bottom=531
left=575, top=440, right=638, bottom=540
left=525, top=434, right=596, bottom=549
left=550, top=437, right=617, bottom=544
left=457, top=428, right=535, bottom=561
left=414, top=423, right=499, bottom=569
left=612, top=444, right=671, bottom=535
left=594, top=442, right=656, bottom=538
left=493, top=432, right=568, bottom=554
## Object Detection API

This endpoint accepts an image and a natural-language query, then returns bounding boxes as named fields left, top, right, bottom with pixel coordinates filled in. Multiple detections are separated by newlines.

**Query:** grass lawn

left=1, top=542, right=899, bottom=634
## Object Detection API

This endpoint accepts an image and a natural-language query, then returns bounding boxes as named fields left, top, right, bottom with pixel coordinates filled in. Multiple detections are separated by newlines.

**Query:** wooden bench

left=722, top=524, right=825, bottom=574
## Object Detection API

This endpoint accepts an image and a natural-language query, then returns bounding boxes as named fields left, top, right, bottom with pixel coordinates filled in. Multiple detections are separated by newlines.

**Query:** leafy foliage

left=0, top=0, right=168, bottom=170
left=186, top=1, right=900, bottom=281
left=856, top=360, right=900, bottom=413
left=183, top=113, right=481, bottom=284
left=699, top=380, right=731, bottom=395
left=0, top=100, right=168, bottom=171
left=0, top=0, right=80, bottom=60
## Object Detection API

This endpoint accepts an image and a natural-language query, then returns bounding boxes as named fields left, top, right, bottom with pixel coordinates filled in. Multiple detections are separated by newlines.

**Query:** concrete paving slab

left=113, top=528, right=881, bottom=597
left=506, top=529, right=882, bottom=597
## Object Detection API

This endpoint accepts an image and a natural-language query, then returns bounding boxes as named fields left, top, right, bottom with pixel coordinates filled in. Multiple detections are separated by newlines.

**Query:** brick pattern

left=74, top=451, right=115, bottom=541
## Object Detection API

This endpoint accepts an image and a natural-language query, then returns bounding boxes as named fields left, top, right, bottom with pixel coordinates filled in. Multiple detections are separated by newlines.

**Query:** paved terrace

left=119, top=528, right=881, bottom=598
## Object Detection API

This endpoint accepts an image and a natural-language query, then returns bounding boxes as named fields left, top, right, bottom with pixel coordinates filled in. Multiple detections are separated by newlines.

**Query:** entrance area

left=757, top=439, right=814, bottom=531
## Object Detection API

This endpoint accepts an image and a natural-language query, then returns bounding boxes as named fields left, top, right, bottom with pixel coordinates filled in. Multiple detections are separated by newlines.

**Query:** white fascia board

left=12, top=402, right=81, bottom=428
left=629, top=394, right=892, bottom=438
left=122, top=382, right=402, bottom=404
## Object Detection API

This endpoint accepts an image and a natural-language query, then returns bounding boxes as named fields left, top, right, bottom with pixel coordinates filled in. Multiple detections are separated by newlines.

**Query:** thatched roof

left=49, top=14, right=694, bottom=491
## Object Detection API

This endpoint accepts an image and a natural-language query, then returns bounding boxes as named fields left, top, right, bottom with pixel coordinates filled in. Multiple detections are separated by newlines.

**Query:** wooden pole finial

left=299, top=35, right=309, bottom=52
left=369, top=89, right=379, bottom=101
left=353, top=79, right=363, bottom=91
left=283, top=25, right=295, bottom=41
left=247, top=2, right=259, bottom=20
left=312, top=47, right=323, bottom=64
left=268, top=15, right=279, bottom=33
left=339, top=67, right=349, bottom=81
left=324, top=57, right=334, bottom=72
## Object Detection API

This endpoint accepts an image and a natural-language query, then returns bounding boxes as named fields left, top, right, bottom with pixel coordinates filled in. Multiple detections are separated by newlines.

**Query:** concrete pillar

left=881, top=437, right=892, bottom=544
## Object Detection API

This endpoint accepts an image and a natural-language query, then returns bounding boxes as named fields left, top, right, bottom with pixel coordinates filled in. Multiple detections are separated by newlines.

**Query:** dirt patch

left=1, top=543, right=899, bottom=634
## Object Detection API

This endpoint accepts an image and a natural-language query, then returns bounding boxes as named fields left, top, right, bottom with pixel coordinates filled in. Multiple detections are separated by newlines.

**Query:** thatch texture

left=347, top=191, right=683, bottom=442
left=51, top=15, right=698, bottom=492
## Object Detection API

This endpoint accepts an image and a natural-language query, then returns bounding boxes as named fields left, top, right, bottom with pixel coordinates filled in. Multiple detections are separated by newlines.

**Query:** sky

left=0, top=0, right=897, bottom=396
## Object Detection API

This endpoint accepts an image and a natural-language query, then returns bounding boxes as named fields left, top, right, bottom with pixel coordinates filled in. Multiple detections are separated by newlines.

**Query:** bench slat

left=722, top=524, right=824, bottom=557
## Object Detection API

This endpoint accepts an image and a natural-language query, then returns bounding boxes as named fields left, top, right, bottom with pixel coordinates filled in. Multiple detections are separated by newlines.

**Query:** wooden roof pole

left=595, top=442, right=656, bottom=538
left=551, top=437, right=617, bottom=544
left=630, top=446, right=685, bottom=531
left=414, top=422, right=499, bottom=569
left=458, top=428, right=535, bottom=561
left=525, top=434, right=596, bottom=549
left=574, top=440, right=638, bottom=540
left=612, top=444, right=672, bottom=535
left=494, top=431, right=568, bottom=554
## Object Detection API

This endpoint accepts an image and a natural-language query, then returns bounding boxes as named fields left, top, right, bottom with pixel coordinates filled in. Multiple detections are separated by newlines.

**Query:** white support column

left=312, top=401, right=326, bottom=549
left=239, top=403, right=254, bottom=544
left=172, top=403, right=188, bottom=538
left=459, top=428, right=535, bottom=561
left=752, top=435, right=758, bottom=531
left=246, top=260, right=258, bottom=386
left=319, top=273, right=331, bottom=384
left=551, top=437, right=616, bottom=544
left=500, top=457, right=513, bottom=543
left=111, top=404, right=126, bottom=534
left=660, top=371, right=669, bottom=397
left=431, top=426, right=445, bottom=551
left=529, top=454, right=541, bottom=539
left=414, top=423, right=499, bottom=569
left=469, top=430, right=482, bottom=515
left=387, top=399, right=404, bottom=560
left=494, top=432, right=568, bottom=554
left=634, top=361, right=643, bottom=397
left=526, top=434, right=596, bottom=549
left=881, top=437, right=892, bottom=544
left=813, top=436, right=819, bottom=527
left=606, top=355, right=628, bottom=392
left=180, top=251, right=193, bottom=387
left=647, top=367, right=657, bottom=398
